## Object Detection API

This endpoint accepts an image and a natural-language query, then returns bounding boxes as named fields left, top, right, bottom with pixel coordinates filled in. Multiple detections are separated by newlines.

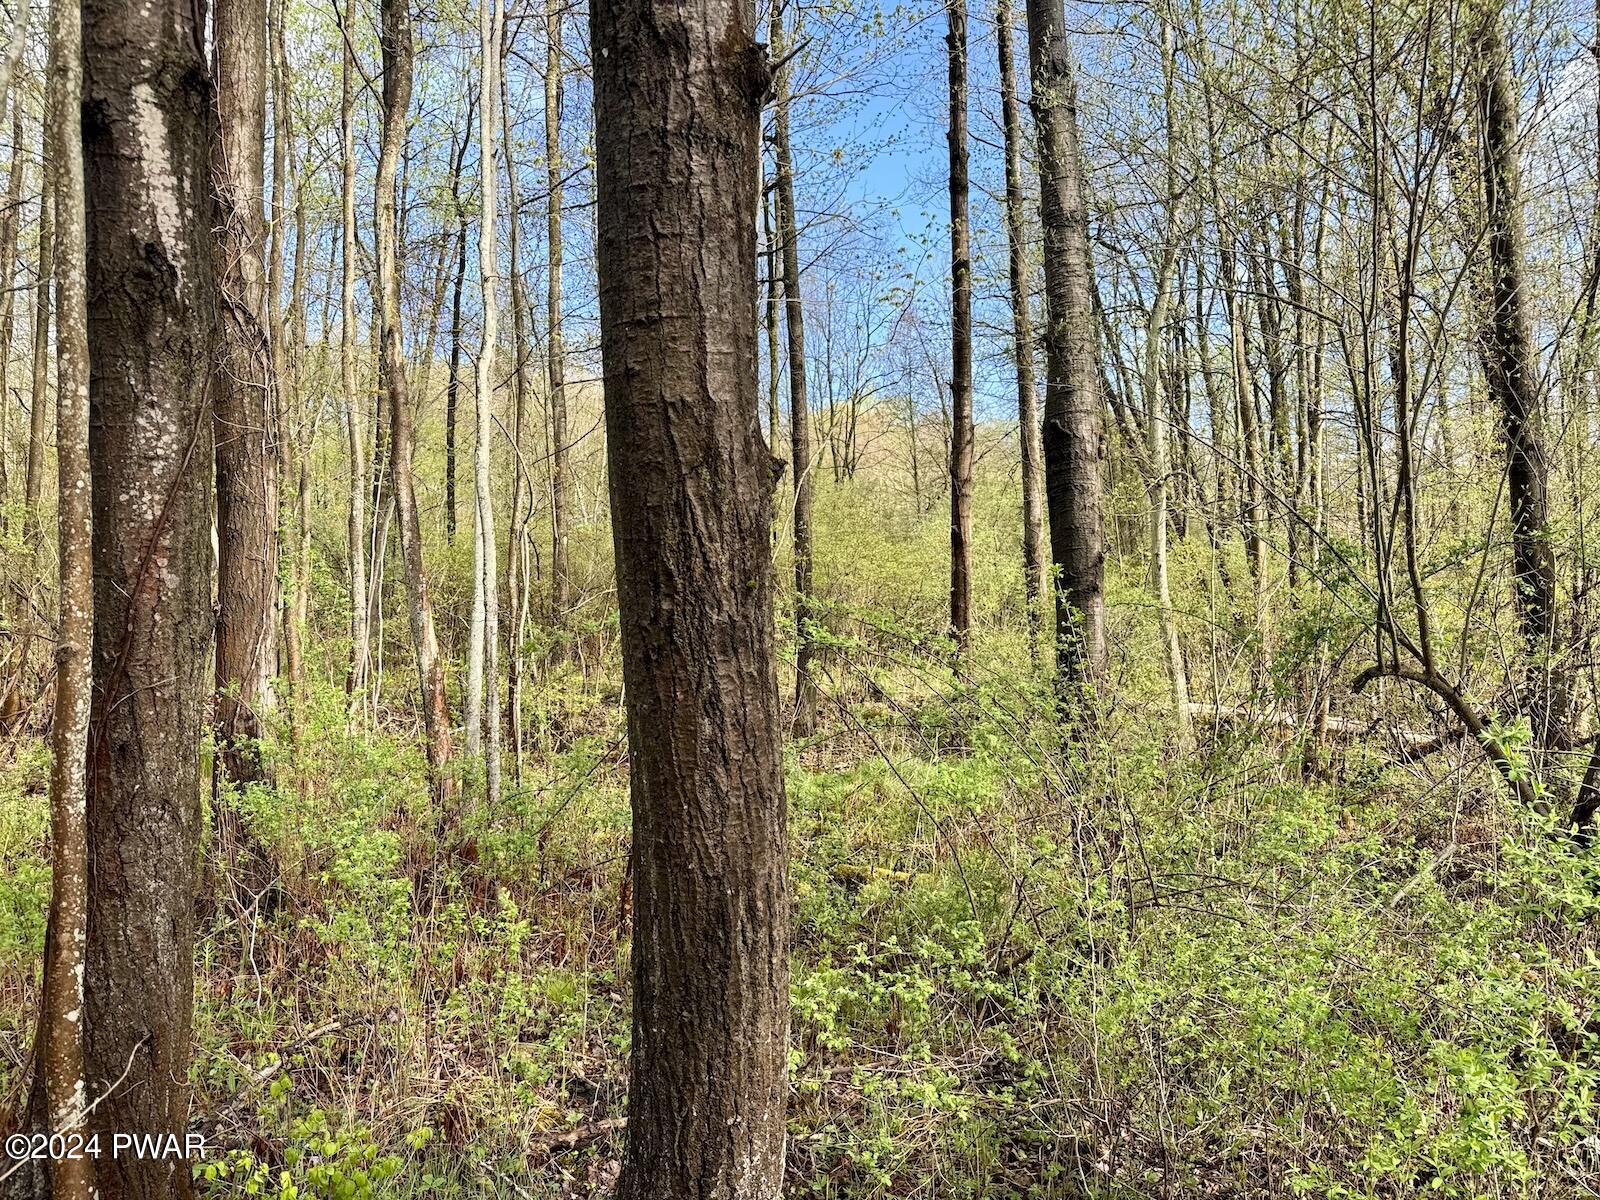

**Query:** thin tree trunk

left=341, top=39, right=369, bottom=723
left=547, top=0, right=572, bottom=639
left=81, top=0, right=219, bottom=1187
left=501, top=42, right=535, bottom=775
left=378, top=0, right=453, bottom=793
left=1025, top=0, right=1107, bottom=691
left=946, top=0, right=973, bottom=648
left=466, top=0, right=502, bottom=810
left=213, top=0, right=281, bottom=792
left=0, top=103, right=23, bottom=510
left=39, top=0, right=93, bottom=1186
left=997, top=0, right=1043, bottom=654
left=24, top=147, right=51, bottom=543
left=592, top=0, right=790, bottom=1190
left=772, top=0, right=817, bottom=732
left=445, top=138, right=468, bottom=544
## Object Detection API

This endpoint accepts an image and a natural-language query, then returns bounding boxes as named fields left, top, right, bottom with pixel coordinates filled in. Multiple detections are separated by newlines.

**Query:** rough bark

left=1469, top=4, right=1562, bottom=750
left=212, top=0, right=280, bottom=789
left=378, top=0, right=453, bottom=791
left=591, top=0, right=791, bottom=1190
left=772, top=0, right=817, bottom=732
left=996, top=0, right=1044, bottom=652
left=1025, top=0, right=1106, bottom=690
left=82, top=0, right=219, bottom=1188
left=946, top=0, right=974, bottom=648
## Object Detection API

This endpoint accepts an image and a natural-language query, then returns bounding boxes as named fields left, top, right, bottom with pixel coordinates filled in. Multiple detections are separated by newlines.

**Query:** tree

left=37, top=0, right=93, bottom=1186
left=591, top=0, right=790, bottom=1190
left=547, top=0, right=573, bottom=640
left=996, top=0, right=1043, bottom=652
left=340, top=34, right=370, bottom=723
left=81, top=0, right=219, bottom=1187
left=466, top=0, right=502, bottom=804
left=1468, top=1, right=1561, bottom=753
left=1025, top=0, right=1106, bottom=689
left=378, top=0, right=453, bottom=793
left=213, top=0, right=282, bottom=790
left=771, top=0, right=818, bottom=731
left=945, top=0, right=973, bottom=647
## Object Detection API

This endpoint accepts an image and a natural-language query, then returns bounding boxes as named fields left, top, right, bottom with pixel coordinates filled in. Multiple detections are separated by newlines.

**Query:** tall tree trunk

left=213, top=0, right=280, bottom=790
left=772, top=0, right=817, bottom=732
left=0, top=103, right=23, bottom=510
left=24, top=144, right=50, bottom=544
left=8, top=139, right=53, bottom=728
left=1025, top=0, right=1106, bottom=691
left=82, top=0, right=219, bottom=1187
left=946, top=0, right=973, bottom=648
left=445, top=173, right=467, bottom=544
left=546, top=0, right=572, bottom=639
left=592, top=0, right=790, bottom=1191
left=378, top=0, right=453, bottom=792
left=997, top=0, right=1043, bottom=654
left=501, top=52, right=535, bottom=775
left=1469, top=4, right=1562, bottom=751
left=341, top=39, right=369, bottom=723
left=466, top=0, right=502, bottom=809
left=442, top=98, right=472, bottom=548
left=39, top=0, right=93, bottom=1188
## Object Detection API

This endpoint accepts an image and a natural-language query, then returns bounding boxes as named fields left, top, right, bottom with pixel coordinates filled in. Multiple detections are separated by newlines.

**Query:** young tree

left=378, top=0, right=453, bottom=791
left=946, top=0, right=973, bottom=647
left=466, top=0, right=502, bottom=804
left=1026, top=0, right=1106, bottom=689
left=547, top=0, right=573, bottom=640
left=996, top=0, right=1044, bottom=651
left=591, top=0, right=790, bottom=1191
left=340, top=36, right=370, bottom=722
left=771, top=0, right=817, bottom=731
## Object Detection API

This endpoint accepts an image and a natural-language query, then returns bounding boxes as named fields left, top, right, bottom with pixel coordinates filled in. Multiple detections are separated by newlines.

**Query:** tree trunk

left=38, top=0, right=93, bottom=1187
left=547, top=0, right=572, bottom=638
left=996, top=0, right=1043, bottom=655
left=1025, top=0, right=1107, bottom=691
left=445, top=174, right=467, bottom=544
left=946, top=0, right=973, bottom=648
left=501, top=51, right=535, bottom=775
left=341, top=39, right=369, bottom=723
left=772, top=0, right=817, bottom=732
left=378, top=0, right=453, bottom=792
left=591, top=0, right=790, bottom=1191
left=1469, top=4, right=1562, bottom=751
left=82, top=0, right=219, bottom=1188
left=0, top=102, right=23, bottom=510
left=466, top=0, right=502, bottom=809
left=442, top=97, right=472, bottom=548
left=24, top=145, right=51, bottom=544
left=213, top=0, right=280, bottom=791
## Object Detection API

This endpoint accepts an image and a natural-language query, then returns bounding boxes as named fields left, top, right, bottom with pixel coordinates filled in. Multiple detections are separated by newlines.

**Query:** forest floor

left=3, top=633, right=1598, bottom=1200
left=2, top=469, right=1599, bottom=1200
